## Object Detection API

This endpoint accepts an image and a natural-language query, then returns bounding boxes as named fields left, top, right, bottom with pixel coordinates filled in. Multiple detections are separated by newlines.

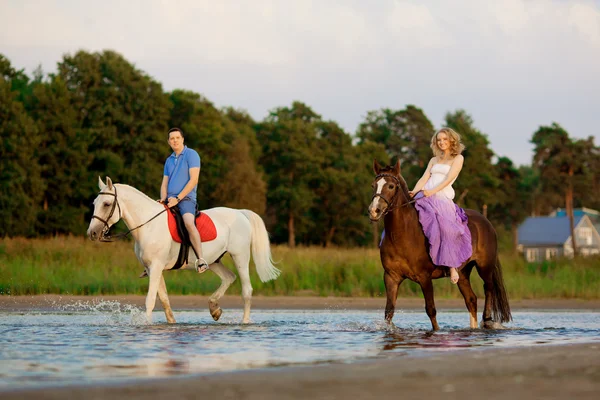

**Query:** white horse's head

left=87, top=176, right=121, bottom=241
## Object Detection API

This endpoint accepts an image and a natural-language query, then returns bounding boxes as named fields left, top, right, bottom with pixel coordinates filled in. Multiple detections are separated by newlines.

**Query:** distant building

left=550, top=207, right=600, bottom=234
left=517, top=214, right=600, bottom=262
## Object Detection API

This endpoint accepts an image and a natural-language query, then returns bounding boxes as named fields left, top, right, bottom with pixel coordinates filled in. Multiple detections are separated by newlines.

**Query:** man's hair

left=168, top=127, right=184, bottom=139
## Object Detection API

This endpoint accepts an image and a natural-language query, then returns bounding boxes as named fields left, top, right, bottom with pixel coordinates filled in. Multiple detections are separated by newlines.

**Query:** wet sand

left=1, top=343, right=598, bottom=400
left=2, top=294, right=599, bottom=311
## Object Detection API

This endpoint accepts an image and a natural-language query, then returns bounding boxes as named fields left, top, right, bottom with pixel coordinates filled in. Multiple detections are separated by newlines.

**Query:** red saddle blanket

left=165, top=206, right=217, bottom=243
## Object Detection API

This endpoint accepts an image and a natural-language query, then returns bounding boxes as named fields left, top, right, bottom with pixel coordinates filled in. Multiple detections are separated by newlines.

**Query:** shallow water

left=1, top=301, right=598, bottom=390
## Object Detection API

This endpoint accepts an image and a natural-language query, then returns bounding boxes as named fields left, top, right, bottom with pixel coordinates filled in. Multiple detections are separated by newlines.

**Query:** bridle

left=91, top=187, right=122, bottom=241
left=371, top=173, right=420, bottom=216
left=91, top=185, right=167, bottom=242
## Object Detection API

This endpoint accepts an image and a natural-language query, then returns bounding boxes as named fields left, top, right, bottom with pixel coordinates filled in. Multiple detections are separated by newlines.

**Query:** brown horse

left=368, top=160, right=511, bottom=330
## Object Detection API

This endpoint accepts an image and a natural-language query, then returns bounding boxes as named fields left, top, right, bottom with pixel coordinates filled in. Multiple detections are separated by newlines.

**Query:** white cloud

left=568, top=2, right=600, bottom=44
left=386, top=1, right=454, bottom=48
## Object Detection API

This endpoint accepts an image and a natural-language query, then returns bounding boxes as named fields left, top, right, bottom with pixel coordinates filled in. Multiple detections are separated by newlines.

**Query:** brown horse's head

left=368, top=160, right=410, bottom=221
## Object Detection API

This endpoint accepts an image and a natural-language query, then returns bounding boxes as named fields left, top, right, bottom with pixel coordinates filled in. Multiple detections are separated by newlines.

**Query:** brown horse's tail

left=491, top=256, right=512, bottom=323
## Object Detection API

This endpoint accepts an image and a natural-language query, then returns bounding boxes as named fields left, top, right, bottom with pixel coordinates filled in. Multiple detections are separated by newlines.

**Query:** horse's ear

left=392, top=159, right=401, bottom=175
left=373, top=159, right=382, bottom=175
left=106, top=177, right=113, bottom=190
left=98, top=176, right=106, bottom=190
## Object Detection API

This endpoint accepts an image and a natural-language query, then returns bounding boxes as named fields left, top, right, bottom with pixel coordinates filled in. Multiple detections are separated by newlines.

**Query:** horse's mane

left=114, top=183, right=156, bottom=203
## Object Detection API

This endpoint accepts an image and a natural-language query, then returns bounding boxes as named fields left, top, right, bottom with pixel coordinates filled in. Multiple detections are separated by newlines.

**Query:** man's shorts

left=177, top=198, right=196, bottom=216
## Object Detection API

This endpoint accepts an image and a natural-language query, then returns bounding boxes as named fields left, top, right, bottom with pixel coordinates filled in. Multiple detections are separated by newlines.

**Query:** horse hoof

left=211, top=308, right=222, bottom=321
left=481, top=319, right=502, bottom=329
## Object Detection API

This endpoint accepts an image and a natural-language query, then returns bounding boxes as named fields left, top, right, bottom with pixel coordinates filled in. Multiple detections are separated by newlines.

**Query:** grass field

left=1, top=236, right=599, bottom=299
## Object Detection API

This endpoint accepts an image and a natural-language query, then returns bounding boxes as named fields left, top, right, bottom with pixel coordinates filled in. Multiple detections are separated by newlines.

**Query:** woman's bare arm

left=410, top=157, right=436, bottom=196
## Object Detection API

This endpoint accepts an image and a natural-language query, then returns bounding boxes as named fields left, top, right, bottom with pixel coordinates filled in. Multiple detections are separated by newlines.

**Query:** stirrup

left=195, top=258, right=209, bottom=273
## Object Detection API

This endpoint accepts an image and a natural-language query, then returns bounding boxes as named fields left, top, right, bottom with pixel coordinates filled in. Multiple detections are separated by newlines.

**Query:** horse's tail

left=491, top=256, right=512, bottom=323
left=241, top=210, right=281, bottom=282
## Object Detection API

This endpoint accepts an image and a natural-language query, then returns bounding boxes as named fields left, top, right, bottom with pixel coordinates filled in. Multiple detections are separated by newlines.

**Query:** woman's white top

left=424, top=163, right=456, bottom=200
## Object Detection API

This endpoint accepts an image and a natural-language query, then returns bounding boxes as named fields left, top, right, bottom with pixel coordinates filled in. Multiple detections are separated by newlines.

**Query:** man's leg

left=182, top=212, right=208, bottom=273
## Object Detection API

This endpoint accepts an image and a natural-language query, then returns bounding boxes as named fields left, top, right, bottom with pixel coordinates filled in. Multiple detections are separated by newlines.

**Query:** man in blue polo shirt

left=161, top=127, right=208, bottom=273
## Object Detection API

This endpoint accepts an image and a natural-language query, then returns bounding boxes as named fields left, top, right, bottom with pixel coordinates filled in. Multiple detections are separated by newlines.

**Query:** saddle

left=164, top=205, right=217, bottom=270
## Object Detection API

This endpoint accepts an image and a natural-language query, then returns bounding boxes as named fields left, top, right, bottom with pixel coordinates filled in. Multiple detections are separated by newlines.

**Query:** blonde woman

left=409, top=128, right=472, bottom=284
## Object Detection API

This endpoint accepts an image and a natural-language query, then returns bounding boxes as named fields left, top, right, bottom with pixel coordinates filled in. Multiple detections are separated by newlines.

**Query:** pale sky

left=1, top=0, right=599, bottom=165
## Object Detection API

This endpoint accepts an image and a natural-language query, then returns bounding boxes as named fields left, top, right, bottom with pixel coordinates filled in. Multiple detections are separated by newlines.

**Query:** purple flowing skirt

left=414, top=192, right=472, bottom=268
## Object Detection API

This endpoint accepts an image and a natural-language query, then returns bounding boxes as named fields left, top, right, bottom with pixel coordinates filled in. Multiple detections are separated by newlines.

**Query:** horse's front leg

left=145, top=264, right=163, bottom=323
left=158, top=275, right=176, bottom=323
left=384, top=271, right=404, bottom=324
left=418, top=277, right=440, bottom=331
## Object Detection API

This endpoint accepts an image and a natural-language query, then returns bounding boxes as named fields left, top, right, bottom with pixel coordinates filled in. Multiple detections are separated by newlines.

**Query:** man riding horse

left=161, top=127, right=208, bottom=274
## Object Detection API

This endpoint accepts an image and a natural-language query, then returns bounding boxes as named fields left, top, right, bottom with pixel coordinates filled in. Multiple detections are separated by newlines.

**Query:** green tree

left=257, top=102, right=323, bottom=247
left=57, top=50, right=171, bottom=202
left=311, top=120, right=360, bottom=246
left=28, top=75, right=92, bottom=234
left=0, top=54, right=31, bottom=102
left=531, top=123, right=594, bottom=256
left=214, top=137, right=267, bottom=215
left=223, top=107, right=263, bottom=163
left=489, top=157, right=530, bottom=253
left=0, top=65, right=44, bottom=237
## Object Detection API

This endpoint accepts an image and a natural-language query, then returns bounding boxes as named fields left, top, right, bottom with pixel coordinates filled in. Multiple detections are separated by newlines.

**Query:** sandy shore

left=1, top=294, right=599, bottom=311
left=2, top=342, right=598, bottom=400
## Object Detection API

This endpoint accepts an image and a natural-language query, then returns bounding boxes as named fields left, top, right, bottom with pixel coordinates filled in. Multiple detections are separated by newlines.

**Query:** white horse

left=86, top=177, right=280, bottom=324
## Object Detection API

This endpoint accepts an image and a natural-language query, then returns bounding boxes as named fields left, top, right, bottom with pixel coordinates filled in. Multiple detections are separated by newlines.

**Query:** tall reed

left=1, top=237, right=598, bottom=299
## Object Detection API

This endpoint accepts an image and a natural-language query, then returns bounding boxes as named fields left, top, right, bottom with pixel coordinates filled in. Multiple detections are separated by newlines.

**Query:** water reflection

left=0, top=307, right=598, bottom=389
left=380, top=329, right=503, bottom=352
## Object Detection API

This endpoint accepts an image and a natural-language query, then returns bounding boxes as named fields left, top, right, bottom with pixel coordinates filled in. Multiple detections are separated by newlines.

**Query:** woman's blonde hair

left=430, top=127, right=465, bottom=158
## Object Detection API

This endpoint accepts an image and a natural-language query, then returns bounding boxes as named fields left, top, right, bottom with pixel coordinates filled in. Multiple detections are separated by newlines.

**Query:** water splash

left=50, top=298, right=147, bottom=326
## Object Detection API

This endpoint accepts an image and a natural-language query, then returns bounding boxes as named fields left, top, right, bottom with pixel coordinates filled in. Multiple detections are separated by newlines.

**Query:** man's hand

left=167, top=197, right=179, bottom=208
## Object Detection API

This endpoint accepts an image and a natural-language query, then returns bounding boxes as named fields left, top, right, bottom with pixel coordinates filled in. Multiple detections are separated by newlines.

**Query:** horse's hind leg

left=231, top=252, right=253, bottom=324
left=476, top=263, right=496, bottom=329
left=456, top=264, right=477, bottom=329
left=384, top=272, right=404, bottom=324
left=207, top=262, right=236, bottom=321
left=158, top=275, right=176, bottom=324
left=418, top=277, right=440, bottom=331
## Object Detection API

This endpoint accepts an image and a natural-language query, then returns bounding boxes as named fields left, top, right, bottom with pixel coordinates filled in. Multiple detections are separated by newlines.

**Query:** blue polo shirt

left=164, top=146, right=201, bottom=201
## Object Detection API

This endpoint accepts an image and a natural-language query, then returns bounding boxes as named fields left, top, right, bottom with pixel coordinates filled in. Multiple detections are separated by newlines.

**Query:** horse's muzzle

left=368, top=206, right=383, bottom=222
left=87, top=226, right=105, bottom=241
left=88, top=230, right=99, bottom=241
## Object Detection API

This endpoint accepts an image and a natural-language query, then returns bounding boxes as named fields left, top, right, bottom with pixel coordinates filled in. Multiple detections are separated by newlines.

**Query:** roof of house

left=518, top=215, right=585, bottom=246
left=552, top=207, right=600, bottom=217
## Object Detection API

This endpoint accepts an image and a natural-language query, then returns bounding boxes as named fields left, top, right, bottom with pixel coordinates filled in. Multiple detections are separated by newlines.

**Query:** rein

left=372, top=173, right=421, bottom=215
left=91, top=186, right=167, bottom=242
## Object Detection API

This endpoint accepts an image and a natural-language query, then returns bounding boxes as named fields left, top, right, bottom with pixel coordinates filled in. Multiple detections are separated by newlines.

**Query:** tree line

left=1, top=50, right=598, bottom=250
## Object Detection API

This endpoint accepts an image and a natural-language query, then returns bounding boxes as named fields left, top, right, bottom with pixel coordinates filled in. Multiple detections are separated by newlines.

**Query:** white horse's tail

left=241, top=210, right=281, bottom=282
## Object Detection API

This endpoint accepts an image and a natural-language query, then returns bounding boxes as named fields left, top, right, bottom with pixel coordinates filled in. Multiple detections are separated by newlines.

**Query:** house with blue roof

left=550, top=207, right=600, bottom=234
left=517, top=214, right=600, bottom=262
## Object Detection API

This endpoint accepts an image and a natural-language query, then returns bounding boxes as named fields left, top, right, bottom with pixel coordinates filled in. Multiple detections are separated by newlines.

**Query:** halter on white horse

left=87, top=176, right=280, bottom=323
